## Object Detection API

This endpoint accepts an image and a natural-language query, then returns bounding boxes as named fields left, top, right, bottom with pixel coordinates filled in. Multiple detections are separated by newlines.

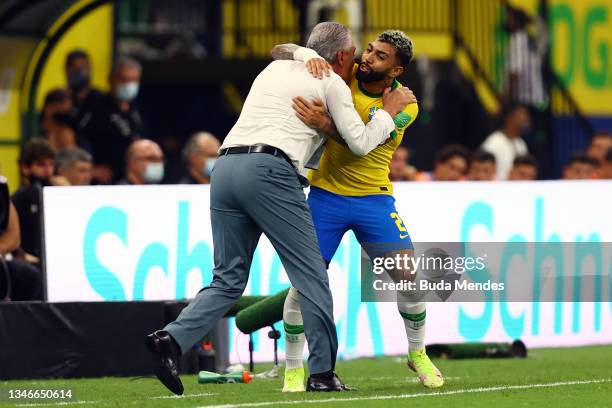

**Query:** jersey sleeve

left=391, top=103, right=419, bottom=139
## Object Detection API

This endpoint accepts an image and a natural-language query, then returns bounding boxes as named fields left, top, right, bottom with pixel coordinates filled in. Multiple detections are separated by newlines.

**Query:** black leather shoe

left=306, top=373, right=355, bottom=392
left=145, top=330, right=184, bottom=395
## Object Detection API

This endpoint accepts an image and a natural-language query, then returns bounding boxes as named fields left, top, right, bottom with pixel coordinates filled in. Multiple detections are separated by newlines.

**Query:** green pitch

left=2, top=345, right=611, bottom=407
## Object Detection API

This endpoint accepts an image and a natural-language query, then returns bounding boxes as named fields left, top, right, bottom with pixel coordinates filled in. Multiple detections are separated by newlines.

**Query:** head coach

left=146, top=22, right=412, bottom=395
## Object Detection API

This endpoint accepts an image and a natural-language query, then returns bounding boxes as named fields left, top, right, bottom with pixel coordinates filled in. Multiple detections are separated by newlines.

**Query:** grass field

left=2, top=345, right=611, bottom=407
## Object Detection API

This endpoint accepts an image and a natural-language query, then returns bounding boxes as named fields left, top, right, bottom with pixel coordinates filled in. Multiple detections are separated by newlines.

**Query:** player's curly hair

left=377, top=30, right=413, bottom=69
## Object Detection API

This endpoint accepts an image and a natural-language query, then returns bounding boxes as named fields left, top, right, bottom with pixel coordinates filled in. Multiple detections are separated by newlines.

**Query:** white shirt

left=481, top=130, right=528, bottom=180
left=221, top=60, right=396, bottom=172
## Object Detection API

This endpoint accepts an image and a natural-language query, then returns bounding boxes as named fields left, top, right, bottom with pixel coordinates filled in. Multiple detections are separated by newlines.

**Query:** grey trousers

left=164, top=153, right=337, bottom=374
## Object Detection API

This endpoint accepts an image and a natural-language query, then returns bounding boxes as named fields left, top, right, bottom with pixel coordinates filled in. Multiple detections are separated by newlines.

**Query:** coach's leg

left=164, top=208, right=261, bottom=353
left=164, top=155, right=261, bottom=352
left=147, top=155, right=262, bottom=395
left=238, top=156, right=337, bottom=377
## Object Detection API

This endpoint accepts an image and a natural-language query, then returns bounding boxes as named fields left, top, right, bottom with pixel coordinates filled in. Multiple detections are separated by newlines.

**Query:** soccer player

left=271, top=30, right=444, bottom=392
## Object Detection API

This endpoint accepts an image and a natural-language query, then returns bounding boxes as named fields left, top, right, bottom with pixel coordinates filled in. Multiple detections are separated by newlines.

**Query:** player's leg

left=352, top=194, right=443, bottom=388
left=283, top=187, right=349, bottom=391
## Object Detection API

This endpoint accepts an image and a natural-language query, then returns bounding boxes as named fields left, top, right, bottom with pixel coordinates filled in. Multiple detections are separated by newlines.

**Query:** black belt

left=219, top=144, right=294, bottom=168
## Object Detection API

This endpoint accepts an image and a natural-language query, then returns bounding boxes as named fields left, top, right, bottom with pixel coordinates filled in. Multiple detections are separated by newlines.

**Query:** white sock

left=283, top=287, right=305, bottom=369
left=397, top=291, right=426, bottom=353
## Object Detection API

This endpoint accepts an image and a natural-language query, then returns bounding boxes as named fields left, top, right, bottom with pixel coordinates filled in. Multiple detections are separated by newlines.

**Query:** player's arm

left=293, top=91, right=418, bottom=145
left=321, top=77, right=412, bottom=156
left=292, top=97, right=347, bottom=146
left=391, top=102, right=419, bottom=140
left=271, top=44, right=331, bottom=79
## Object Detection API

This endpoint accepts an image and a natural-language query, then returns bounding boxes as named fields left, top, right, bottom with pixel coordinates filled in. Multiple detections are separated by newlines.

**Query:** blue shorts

left=307, top=186, right=414, bottom=262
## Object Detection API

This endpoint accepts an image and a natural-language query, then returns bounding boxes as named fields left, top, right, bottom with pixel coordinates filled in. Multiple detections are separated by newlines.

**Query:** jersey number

left=390, top=212, right=409, bottom=239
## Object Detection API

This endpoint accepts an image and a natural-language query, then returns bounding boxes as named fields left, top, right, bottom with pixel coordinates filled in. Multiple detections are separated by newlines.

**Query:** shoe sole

left=282, top=387, right=306, bottom=392
left=146, top=336, right=184, bottom=395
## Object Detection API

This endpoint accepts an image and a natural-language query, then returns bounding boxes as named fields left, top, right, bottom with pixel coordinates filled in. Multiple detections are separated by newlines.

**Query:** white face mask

left=143, top=162, right=164, bottom=184
left=116, top=81, right=139, bottom=102
left=202, top=158, right=217, bottom=178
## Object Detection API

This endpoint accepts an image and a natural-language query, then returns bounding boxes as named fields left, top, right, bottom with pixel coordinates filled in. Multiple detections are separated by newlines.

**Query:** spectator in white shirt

left=481, top=104, right=530, bottom=180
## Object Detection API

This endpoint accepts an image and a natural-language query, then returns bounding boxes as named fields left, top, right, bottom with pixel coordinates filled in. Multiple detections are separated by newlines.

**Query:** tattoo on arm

left=271, top=43, right=300, bottom=60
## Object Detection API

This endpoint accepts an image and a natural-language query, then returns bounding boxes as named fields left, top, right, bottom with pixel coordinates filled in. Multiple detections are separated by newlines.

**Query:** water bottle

left=198, top=370, right=252, bottom=384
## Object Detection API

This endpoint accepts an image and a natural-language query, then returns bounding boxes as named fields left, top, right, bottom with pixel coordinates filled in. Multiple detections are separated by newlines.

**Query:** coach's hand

left=293, top=97, right=330, bottom=130
left=382, top=87, right=414, bottom=116
left=306, top=58, right=332, bottom=79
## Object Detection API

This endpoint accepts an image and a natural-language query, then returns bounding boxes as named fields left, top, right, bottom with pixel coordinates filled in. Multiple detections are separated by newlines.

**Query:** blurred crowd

left=392, top=104, right=612, bottom=182
left=1, top=48, right=611, bottom=302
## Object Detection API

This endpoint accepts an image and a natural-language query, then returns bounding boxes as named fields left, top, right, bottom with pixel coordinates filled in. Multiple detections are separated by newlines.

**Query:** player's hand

left=403, top=87, right=418, bottom=105
left=382, top=87, right=413, bottom=116
left=306, top=58, right=331, bottom=79
left=292, top=97, right=330, bottom=130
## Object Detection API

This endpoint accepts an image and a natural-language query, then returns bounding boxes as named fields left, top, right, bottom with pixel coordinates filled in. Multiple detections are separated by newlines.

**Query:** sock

left=283, top=287, right=305, bottom=369
left=397, top=292, right=426, bottom=353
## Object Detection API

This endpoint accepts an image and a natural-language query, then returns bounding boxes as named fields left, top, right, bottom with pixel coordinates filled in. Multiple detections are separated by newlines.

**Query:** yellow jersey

left=308, top=65, right=418, bottom=196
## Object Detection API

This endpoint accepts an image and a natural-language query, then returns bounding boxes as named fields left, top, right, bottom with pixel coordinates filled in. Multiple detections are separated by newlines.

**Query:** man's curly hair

left=377, top=30, right=413, bottom=69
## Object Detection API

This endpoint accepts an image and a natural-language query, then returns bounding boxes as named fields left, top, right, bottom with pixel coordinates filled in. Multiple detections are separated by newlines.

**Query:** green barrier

left=235, top=288, right=290, bottom=334
left=223, top=295, right=268, bottom=318
left=426, top=340, right=527, bottom=359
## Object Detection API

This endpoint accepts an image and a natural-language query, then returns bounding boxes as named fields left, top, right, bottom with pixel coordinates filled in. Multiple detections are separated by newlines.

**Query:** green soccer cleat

left=282, top=367, right=306, bottom=392
left=408, top=348, right=444, bottom=388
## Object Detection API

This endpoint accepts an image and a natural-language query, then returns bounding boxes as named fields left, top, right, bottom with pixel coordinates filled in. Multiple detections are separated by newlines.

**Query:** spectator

left=563, top=153, right=597, bottom=180
left=508, top=154, right=539, bottom=180
left=504, top=6, right=547, bottom=110
left=12, top=139, right=66, bottom=262
left=416, top=144, right=470, bottom=181
left=56, top=147, right=93, bottom=186
left=119, top=139, right=165, bottom=185
left=81, top=57, right=145, bottom=184
left=40, top=89, right=76, bottom=150
left=600, top=148, right=612, bottom=179
left=389, top=146, right=417, bottom=181
left=586, top=132, right=612, bottom=176
left=180, top=132, right=220, bottom=185
left=65, top=50, right=104, bottom=147
left=469, top=150, right=496, bottom=181
left=1, top=176, right=42, bottom=301
left=481, top=104, right=530, bottom=180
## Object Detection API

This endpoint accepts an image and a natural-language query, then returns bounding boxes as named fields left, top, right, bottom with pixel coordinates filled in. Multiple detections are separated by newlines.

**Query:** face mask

left=116, top=82, right=139, bottom=102
left=68, top=70, right=90, bottom=91
left=142, top=162, right=164, bottom=184
left=202, top=158, right=217, bottom=178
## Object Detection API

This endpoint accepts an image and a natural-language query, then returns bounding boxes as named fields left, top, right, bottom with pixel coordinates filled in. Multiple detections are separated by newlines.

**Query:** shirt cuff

left=372, top=109, right=396, bottom=134
left=294, top=47, right=321, bottom=63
